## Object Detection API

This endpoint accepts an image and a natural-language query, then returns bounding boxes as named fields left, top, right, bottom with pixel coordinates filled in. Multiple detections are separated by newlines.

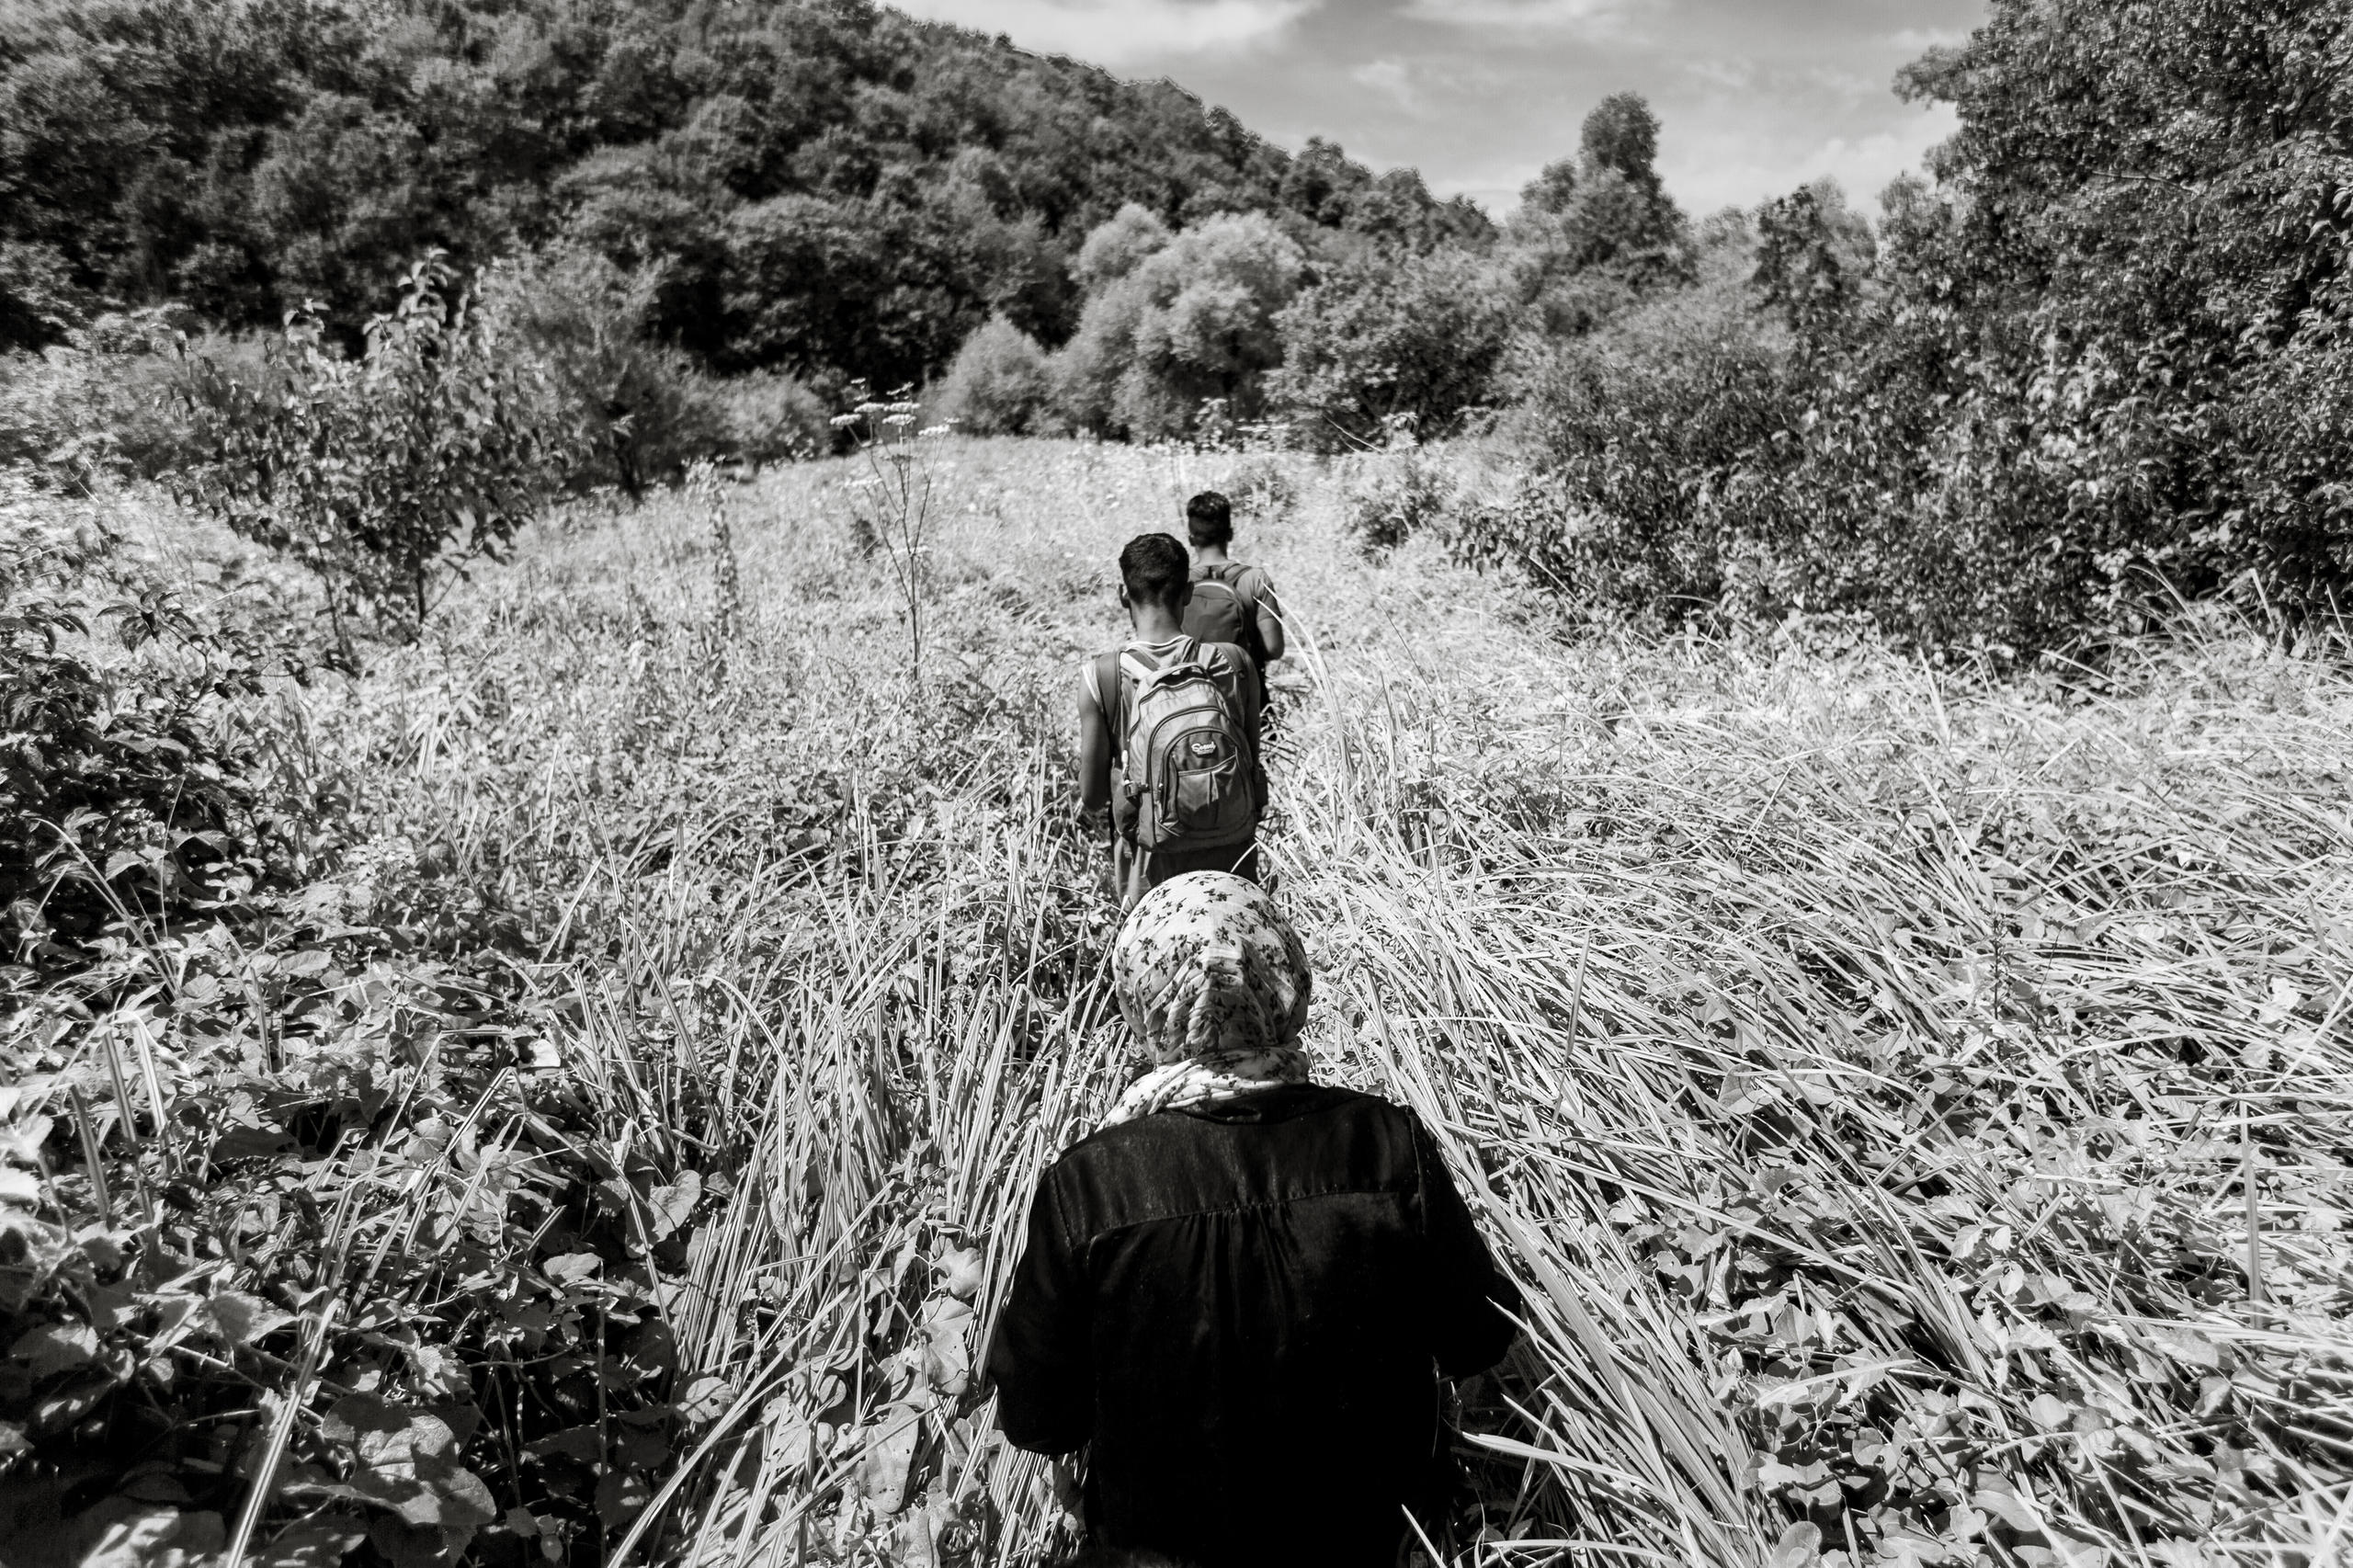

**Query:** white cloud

left=890, top=0, right=1315, bottom=66
left=1662, top=105, right=1960, bottom=214
left=1884, top=26, right=1970, bottom=51
left=1684, top=57, right=1755, bottom=91
left=1352, top=58, right=1417, bottom=109
left=1804, top=64, right=1882, bottom=102
left=1401, top=0, right=1636, bottom=32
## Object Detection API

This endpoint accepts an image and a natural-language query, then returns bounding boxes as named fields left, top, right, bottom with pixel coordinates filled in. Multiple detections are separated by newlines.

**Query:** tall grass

left=312, top=437, right=2353, bottom=1566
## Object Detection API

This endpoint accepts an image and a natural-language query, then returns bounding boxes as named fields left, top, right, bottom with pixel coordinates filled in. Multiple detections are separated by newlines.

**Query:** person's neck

left=1128, top=605, right=1188, bottom=642
left=1193, top=541, right=1232, bottom=566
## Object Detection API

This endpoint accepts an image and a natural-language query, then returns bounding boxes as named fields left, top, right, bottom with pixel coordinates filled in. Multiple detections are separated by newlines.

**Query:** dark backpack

left=1095, top=640, right=1262, bottom=852
left=1183, top=564, right=1267, bottom=677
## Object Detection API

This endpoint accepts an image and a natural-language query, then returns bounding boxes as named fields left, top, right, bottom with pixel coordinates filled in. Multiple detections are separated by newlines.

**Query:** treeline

left=0, top=0, right=1482, bottom=382
left=928, top=89, right=1683, bottom=446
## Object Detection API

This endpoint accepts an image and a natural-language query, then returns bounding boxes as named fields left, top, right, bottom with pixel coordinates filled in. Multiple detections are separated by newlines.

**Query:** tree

left=1751, top=180, right=1875, bottom=340
left=1073, top=203, right=1172, bottom=291
left=1519, top=158, right=1580, bottom=217
left=1051, top=211, right=1303, bottom=439
left=1048, top=271, right=1151, bottom=435
left=1269, top=249, right=1516, bottom=449
left=1887, top=0, right=2353, bottom=627
left=0, top=0, right=1483, bottom=388
left=1579, top=92, right=1663, bottom=196
left=477, top=247, right=726, bottom=499
left=1504, top=92, right=1691, bottom=335
left=933, top=314, right=1051, bottom=435
left=173, top=256, right=576, bottom=651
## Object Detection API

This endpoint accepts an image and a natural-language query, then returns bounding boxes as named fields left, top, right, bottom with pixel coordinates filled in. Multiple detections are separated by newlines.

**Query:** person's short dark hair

left=1185, top=491, right=1233, bottom=548
left=1120, top=532, right=1189, bottom=609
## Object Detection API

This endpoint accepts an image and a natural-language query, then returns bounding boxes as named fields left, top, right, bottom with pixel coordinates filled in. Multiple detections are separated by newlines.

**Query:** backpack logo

left=1113, top=640, right=1258, bottom=851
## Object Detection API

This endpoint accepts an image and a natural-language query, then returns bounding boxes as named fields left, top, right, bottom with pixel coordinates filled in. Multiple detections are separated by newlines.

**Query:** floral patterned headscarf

left=1100, top=872, right=1313, bottom=1128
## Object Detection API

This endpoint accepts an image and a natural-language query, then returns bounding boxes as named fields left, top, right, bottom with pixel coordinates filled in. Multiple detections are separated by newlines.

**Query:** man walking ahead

left=1079, top=533, right=1265, bottom=906
left=1179, top=491, right=1284, bottom=702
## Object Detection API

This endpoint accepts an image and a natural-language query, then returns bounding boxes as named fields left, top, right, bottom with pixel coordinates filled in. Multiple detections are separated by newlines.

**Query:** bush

left=933, top=315, right=1051, bottom=436
left=1219, top=454, right=1299, bottom=528
left=0, top=479, right=288, bottom=964
left=1344, top=429, right=1458, bottom=561
left=481, top=250, right=729, bottom=498
left=0, top=312, right=262, bottom=489
left=710, top=369, right=829, bottom=464
left=1471, top=278, right=1792, bottom=619
left=173, top=255, right=578, bottom=646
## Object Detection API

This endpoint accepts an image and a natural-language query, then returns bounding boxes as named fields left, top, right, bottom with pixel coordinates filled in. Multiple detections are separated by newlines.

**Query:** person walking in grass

left=989, top=873, right=1520, bottom=1568
left=1080, top=533, right=1266, bottom=907
left=1179, top=491, right=1285, bottom=707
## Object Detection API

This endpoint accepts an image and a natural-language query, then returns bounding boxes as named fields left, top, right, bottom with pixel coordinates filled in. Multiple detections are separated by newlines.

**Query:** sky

left=889, top=0, right=1989, bottom=218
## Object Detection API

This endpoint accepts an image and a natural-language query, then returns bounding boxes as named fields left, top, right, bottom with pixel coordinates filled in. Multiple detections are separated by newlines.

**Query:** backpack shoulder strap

left=1095, top=649, right=1125, bottom=752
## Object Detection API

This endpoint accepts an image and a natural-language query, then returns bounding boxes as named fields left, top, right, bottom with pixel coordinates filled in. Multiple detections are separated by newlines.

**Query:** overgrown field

left=6, top=440, right=2353, bottom=1568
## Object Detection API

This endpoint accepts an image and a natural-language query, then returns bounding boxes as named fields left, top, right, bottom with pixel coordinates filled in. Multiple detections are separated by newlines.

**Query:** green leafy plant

left=0, top=479, right=286, bottom=965
left=479, top=250, right=727, bottom=503
left=932, top=315, right=1052, bottom=437
left=711, top=370, right=830, bottom=468
left=1050, top=212, right=1304, bottom=441
left=1343, top=417, right=1456, bottom=561
left=172, top=255, right=577, bottom=652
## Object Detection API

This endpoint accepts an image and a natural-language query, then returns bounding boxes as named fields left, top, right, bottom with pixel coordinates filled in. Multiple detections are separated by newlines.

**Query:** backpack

left=1096, top=639, right=1261, bottom=853
left=1183, top=564, right=1267, bottom=678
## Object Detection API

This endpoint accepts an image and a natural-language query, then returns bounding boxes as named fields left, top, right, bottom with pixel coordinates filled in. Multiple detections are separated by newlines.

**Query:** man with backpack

left=1079, top=533, right=1266, bottom=907
left=1179, top=491, right=1284, bottom=705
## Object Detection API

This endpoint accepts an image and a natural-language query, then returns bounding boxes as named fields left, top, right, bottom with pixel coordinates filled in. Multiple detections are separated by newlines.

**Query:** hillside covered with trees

left=0, top=0, right=1484, bottom=383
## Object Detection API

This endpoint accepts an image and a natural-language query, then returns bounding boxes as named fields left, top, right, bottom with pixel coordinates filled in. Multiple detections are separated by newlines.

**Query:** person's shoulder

left=1077, top=647, right=1118, bottom=699
left=1033, top=1115, right=1183, bottom=1230
left=1298, top=1085, right=1420, bottom=1130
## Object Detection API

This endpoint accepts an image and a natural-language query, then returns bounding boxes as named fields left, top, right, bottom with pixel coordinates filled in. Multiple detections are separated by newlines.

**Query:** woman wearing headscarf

left=987, top=874, right=1519, bottom=1568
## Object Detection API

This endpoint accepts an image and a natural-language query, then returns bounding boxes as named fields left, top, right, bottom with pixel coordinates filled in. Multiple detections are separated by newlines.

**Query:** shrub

left=1344, top=426, right=1458, bottom=561
left=0, top=312, right=257, bottom=488
left=1220, top=454, right=1299, bottom=528
left=933, top=315, right=1051, bottom=436
left=173, top=255, right=578, bottom=647
left=481, top=250, right=729, bottom=498
left=710, top=369, right=830, bottom=464
left=1472, top=278, right=1792, bottom=619
left=0, top=479, right=287, bottom=963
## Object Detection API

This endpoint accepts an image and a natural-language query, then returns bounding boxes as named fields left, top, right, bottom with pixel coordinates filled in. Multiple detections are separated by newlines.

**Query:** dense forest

left=0, top=0, right=1484, bottom=381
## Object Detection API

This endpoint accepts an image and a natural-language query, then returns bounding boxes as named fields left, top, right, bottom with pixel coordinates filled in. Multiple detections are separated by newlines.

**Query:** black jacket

left=986, top=1085, right=1519, bottom=1568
